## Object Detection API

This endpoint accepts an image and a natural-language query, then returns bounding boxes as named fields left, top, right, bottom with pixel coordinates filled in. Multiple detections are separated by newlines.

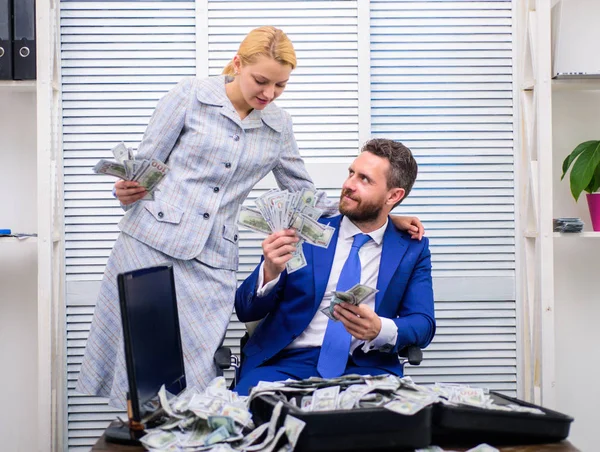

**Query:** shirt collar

left=195, top=75, right=283, bottom=133
left=340, top=216, right=387, bottom=246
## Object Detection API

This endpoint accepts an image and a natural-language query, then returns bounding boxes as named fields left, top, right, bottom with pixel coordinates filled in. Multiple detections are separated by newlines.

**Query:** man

left=234, top=138, right=435, bottom=395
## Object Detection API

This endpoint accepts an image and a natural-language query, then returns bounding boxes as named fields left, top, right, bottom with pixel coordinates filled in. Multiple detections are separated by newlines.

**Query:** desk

left=92, top=423, right=580, bottom=452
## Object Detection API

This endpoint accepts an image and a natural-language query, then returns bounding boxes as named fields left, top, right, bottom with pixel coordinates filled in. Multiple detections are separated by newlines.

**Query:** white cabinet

left=0, top=1, right=63, bottom=450
left=517, top=1, right=600, bottom=450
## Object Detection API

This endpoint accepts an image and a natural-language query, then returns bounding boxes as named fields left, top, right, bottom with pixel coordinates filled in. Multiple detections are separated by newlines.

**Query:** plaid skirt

left=75, top=233, right=237, bottom=409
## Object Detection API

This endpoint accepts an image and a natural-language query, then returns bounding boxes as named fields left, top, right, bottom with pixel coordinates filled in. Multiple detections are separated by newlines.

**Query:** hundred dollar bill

left=237, top=206, right=273, bottom=235
left=134, top=158, right=169, bottom=192
left=286, top=245, right=307, bottom=274
left=298, top=215, right=334, bottom=248
left=111, top=142, right=130, bottom=164
left=139, top=430, right=178, bottom=450
left=93, top=159, right=127, bottom=179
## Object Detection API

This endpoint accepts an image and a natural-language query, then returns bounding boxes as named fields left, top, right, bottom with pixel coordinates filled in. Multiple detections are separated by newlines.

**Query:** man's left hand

left=333, top=302, right=382, bottom=341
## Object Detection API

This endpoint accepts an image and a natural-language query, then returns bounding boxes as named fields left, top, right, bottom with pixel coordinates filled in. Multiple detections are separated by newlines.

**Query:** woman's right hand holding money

left=114, top=180, right=147, bottom=205
left=262, top=229, right=299, bottom=284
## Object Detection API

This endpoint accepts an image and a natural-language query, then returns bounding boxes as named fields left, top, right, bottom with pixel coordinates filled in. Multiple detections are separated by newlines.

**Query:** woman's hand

left=114, top=180, right=147, bottom=205
left=390, top=215, right=424, bottom=240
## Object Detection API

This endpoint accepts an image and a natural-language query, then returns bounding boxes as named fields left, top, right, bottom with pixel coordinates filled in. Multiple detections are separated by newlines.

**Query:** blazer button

left=157, top=212, right=164, bottom=218
left=234, top=234, right=238, bottom=241
left=225, top=162, right=231, bottom=168
left=203, top=212, right=210, bottom=219
left=213, top=187, right=220, bottom=193
left=233, top=134, right=240, bottom=141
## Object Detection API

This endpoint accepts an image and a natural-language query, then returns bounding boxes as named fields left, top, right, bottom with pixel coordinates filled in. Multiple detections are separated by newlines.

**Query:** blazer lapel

left=312, top=215, right=342, bottom=311
left=375, top=220, right=409, bottom=310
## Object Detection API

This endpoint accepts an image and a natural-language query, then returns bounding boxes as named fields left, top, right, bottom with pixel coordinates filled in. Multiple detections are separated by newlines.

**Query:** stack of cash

left=249, top=376, right=545, bottom=417
left=553, top=217, right=584, bottom=233
left=93, top=142, right=170, bottom=201
left=237, top=188, right=335, bottom=273
left=320, top=283, right=379, bottom=321
left=139, top=376, right=305, bottom=452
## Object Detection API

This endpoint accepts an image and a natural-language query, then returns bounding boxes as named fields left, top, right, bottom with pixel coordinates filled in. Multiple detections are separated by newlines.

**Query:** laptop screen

left=118, top=264, right=186, bottom=421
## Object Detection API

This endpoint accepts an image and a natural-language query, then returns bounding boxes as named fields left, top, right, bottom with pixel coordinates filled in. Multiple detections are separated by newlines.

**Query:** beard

left=338, top=190, right=383, bottom=223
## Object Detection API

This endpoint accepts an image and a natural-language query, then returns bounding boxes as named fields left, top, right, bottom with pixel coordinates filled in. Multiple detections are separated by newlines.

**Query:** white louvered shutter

left=206, top=0, right=362, bottom=378
left=370, top=0, right=516, bottom=393
left=61, top=2, right=196, bottom=449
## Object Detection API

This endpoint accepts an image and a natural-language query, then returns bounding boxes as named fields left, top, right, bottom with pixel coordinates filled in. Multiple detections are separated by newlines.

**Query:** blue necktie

left=317, top=233, right=371, bottom=378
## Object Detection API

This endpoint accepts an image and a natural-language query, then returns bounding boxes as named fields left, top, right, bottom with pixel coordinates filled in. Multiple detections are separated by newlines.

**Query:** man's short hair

left=360, top=139, right=418, bottom=204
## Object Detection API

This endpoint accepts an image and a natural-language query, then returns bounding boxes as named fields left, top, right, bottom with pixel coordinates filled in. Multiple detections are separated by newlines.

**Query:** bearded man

left=233, top=138, right=436, bottom=395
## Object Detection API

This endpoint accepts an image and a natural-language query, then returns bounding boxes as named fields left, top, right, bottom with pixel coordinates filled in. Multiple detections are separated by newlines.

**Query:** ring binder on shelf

left=0, top=0, right=12, bottom=80
left=12, top=0, right=35, bottom=80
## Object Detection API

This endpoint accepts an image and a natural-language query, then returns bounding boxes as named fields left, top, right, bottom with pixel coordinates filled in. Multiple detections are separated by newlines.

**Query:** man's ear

left=387, top=187, right=405, bottom=206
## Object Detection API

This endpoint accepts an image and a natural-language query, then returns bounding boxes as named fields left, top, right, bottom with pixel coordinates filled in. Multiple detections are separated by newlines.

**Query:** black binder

left=0, top=0, right=12, bottom=79
left=12, top=0, right=35, bottom=80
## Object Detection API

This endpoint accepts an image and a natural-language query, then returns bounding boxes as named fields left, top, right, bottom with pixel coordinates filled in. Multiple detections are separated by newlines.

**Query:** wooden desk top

left=92, top=425, right=580, bottom=452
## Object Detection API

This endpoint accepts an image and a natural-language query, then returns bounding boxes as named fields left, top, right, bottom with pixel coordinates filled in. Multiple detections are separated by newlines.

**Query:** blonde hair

left=222, top=26, right=297, bottom=76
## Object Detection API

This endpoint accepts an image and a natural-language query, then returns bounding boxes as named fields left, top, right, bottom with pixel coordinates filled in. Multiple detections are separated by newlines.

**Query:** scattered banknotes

left=93, top=142, right=170, bottom=201
left=320, top=283, right=379, bottom=321
left=237, top=188, right=334, bottom=274
left=138, top=376, right=307, bottom=452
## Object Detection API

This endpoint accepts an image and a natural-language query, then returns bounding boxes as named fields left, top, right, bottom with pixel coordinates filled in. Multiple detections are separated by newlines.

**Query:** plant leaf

left=561, top=140, right=597, bottom=180
left=587, top=163, right=600, bottom=194
left=570, top=141, right=600, bottom=201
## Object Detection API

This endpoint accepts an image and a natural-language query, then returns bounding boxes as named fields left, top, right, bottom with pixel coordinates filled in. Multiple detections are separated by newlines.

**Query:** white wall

left=0, top=90, right=38, bottom=452
left=552, top=89, right=600, bottom=452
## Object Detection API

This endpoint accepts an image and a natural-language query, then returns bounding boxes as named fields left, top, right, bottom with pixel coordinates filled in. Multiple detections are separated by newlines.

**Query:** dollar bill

left=298, top=215, right=334, bottom=248
left=238, top=206, right=273, bottom=235
left=93, top=142, right=170, bottom=201
left=93, top=159, right=128, bottom=179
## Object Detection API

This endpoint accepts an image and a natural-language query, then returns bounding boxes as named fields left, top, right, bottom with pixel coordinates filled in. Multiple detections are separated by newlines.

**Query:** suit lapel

left=312, top=215, right=342, bottom=311
left=375, top=220, right=409, bottom=310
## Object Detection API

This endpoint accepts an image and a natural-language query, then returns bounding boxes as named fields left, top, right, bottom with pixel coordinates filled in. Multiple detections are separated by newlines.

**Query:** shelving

left=0, top=237, right=38, bottom=243
left=0, top=81, right=37, bottom=91
left=552, top=79, right=600, bottom=91
left=553, top=232, right=600, bottom=238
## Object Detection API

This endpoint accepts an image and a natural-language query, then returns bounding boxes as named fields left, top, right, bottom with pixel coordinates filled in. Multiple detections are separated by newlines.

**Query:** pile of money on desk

left=93, top=142, right=170, bottom=200
left=553, top=217, right=584, bottom=233
left=237, top=189, right=335, bottom=273
left=139, top=376, right=304, bottom=452
left=140, top=375, right=544, bottom=451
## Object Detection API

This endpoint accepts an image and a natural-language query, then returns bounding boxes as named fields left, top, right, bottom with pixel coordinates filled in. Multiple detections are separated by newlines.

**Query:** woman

left=76, top=26, right=423, bottom=408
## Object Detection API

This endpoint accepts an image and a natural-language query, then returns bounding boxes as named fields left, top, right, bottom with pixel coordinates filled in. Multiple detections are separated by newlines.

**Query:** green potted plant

left=561, top=140, right=600, bottom=231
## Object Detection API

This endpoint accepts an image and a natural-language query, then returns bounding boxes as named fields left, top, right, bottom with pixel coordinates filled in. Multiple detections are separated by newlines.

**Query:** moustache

left=341, top=189, right=358, bottom=201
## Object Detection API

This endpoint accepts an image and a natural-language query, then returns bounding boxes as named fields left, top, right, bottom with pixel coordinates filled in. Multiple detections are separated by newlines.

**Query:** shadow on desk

left=92, top=422, right=581, bottom=452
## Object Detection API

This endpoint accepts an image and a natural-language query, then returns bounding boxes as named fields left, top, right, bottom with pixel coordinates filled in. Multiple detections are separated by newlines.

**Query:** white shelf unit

left=0, top=1, right=63, bottom=451
left=518, top=1, right=600, bottom=449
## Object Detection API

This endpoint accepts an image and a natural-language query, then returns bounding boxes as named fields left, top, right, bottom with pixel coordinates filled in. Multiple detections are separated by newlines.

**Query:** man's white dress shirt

left=256, top=216, right=398, bottom=355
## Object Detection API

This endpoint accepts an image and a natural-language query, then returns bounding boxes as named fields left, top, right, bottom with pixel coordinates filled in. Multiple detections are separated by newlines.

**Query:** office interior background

left=1, top=0, right=599, bottom=450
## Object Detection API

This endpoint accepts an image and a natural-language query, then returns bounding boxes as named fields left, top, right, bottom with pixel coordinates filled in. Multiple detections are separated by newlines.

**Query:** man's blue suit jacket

left=234, top=215, right=436, bottom=377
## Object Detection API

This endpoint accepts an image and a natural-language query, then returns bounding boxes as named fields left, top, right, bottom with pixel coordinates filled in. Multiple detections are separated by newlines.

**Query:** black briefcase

left=250, top=393, right=432, bottom=452
left=432, top=391, right=574, bottom=447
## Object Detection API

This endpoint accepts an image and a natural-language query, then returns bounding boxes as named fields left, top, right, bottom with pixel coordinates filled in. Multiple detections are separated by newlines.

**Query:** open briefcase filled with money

left=249, top=375, right=433, bottom=452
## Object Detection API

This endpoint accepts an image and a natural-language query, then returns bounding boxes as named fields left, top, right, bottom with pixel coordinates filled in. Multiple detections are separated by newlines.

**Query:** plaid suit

left=76, top=76, right=338, bottom=408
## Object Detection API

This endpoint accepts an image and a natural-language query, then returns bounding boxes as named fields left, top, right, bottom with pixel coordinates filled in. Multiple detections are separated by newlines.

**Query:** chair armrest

left=397, top=345, right=423, bottom=366
left=213, top=346, right=232, bottom=370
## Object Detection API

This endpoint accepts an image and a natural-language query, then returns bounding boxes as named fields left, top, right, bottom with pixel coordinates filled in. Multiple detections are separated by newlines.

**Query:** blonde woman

left=76, top=26, right=424, bottom=407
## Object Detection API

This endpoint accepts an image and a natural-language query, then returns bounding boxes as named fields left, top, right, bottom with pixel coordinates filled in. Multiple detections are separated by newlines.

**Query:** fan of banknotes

left=92, top=142, right=170, bottom=200
left=237, top=188, right=335, bottom=273
left=320, top=283, right=379, bottom=321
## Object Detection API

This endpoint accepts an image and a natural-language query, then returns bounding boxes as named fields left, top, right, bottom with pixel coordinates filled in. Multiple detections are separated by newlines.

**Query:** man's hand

left=333, top=302, right=382, bottom=341
left=262, top=229, right=299, bottom=284
left=390, top=215, right=424, bottom=240
left=115, top=180, right=147, bottom=205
